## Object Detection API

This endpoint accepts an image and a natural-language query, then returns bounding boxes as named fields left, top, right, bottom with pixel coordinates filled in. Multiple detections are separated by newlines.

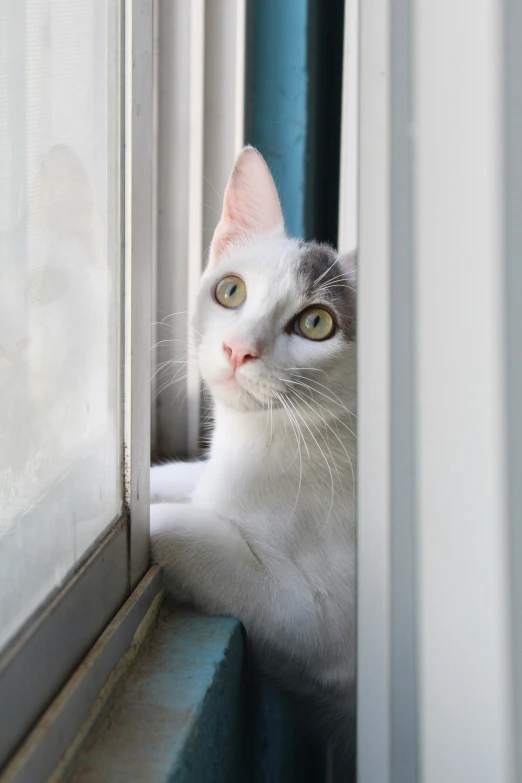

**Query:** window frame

left=0, top=0, right=153, bottom=773
left=356, top=0, right=520, bottom=780
left=338, top=0, right=359, bottom=256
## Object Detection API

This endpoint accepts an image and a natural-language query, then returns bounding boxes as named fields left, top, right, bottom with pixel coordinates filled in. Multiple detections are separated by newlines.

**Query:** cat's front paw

left=149, top=502, right=250, bottom=617
left=149, top=501, right=188, bottom=548
left=150, top=460, right=206, bottom=503
left=149, top=502, right=194, bottom=600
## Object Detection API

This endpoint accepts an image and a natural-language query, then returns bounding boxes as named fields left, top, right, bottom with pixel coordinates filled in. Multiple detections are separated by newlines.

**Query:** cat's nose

left=223, top=341, right=260, bottom=371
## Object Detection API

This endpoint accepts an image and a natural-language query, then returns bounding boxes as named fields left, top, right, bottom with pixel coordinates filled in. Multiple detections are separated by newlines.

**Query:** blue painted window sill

left=69, top=599, right=324, bottom=783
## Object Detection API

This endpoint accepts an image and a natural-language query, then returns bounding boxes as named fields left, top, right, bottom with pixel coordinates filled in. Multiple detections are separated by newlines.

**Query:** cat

left=150, top=146, right=357, bottom=767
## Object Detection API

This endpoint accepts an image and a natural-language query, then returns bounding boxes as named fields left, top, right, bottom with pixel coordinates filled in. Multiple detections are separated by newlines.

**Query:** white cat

left=150, top=147, right=356, bottom=763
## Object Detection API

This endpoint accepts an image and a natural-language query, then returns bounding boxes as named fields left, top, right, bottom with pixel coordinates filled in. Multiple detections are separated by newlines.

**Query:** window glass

left=0, top=0, right=123, bottom=650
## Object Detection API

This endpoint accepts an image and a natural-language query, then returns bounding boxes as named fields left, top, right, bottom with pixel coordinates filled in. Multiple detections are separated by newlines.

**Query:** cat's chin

left=208, top=376, right=267, bottom=413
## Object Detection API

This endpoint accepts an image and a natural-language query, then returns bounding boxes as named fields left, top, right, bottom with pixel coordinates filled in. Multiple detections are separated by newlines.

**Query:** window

left=3, top=1, right=521, bottom=781
left=0, top=0, right=123, bottom=652
left=0, top=0, right=152, bottom=770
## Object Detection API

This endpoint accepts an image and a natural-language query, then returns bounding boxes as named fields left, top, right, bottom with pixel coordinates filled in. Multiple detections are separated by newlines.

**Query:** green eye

left=215, top=275, right=247, bottom=308
left=295, top=307, right=335, bottom=341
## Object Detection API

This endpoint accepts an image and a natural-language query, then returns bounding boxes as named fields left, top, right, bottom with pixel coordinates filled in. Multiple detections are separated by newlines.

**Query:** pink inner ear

left=208, top=147, right=285, bottom=267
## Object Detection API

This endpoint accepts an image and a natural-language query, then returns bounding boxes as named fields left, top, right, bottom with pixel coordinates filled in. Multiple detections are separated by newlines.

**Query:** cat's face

left=193, top=147, right=356, bottom=413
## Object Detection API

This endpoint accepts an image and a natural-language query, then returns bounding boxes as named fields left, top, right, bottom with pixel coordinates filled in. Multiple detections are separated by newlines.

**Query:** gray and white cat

left=150, top=147, right=356, bottom=762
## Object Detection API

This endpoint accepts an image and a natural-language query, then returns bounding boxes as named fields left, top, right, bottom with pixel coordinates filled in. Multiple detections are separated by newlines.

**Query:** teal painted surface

left=71, top=602, right=323, bottom=782
left=245, top=676, right=324, bottom=782
left=71, top=604, right=244, bottom=783
left=166, top=617, right=244, bottom=783
left=247, top=0, right=309, bottom=238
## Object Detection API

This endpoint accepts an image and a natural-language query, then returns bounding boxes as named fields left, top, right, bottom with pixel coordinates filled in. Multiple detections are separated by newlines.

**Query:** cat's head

left=193, top=147, right=356, bottom=413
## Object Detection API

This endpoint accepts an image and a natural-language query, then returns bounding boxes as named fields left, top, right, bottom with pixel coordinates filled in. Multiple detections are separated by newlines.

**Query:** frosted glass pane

left=0, top=0, right=123, bottom=651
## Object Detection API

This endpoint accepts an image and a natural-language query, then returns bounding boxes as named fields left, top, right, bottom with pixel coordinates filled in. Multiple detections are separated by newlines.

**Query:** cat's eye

left=215, top=275, right=247, bottom=309
left=295, top=307, right=335, bottom=341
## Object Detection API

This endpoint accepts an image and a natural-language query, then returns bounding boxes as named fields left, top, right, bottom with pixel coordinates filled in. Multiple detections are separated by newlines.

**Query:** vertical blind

left=152, top=0, right=245, bottom=461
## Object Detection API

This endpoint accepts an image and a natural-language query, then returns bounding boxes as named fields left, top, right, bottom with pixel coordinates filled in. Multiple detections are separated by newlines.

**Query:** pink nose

left=223, top=341, right=260, bottom=371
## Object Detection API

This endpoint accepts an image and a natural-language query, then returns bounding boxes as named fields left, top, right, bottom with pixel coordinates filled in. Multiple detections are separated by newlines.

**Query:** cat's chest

left=192, top=441, right=355, bottom=533
left=192, top=451, right=295, bottom=513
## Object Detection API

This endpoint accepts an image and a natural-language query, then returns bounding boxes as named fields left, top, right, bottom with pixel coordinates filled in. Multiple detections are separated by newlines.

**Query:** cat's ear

left=208, top=146, right=285, bottom=267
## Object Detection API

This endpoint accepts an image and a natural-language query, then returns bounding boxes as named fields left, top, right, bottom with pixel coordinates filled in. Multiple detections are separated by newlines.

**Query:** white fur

left=150, top=147, right=356, bottom=758
left=150, top=461, right=206, bottom=503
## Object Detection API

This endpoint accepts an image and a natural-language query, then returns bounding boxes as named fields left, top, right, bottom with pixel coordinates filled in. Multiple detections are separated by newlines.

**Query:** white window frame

left=355, top=0, right=521, bottom=781
left=0, top=1, right=153, bottom=777
left=338, top=0, right=359, bottom=257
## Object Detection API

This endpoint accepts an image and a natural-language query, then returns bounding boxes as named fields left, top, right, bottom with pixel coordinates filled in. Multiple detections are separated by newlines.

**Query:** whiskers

left=151, top=311, right=200, bottom=406
left=273, top=369, right=356, bottom=528
left=274, top=390, right=304, bottom=523
left=263, top=398, right=275, bottom=455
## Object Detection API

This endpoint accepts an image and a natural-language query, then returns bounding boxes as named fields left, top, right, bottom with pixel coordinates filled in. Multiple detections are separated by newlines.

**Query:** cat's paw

left=149, top=500, right=186, bottom=535
left=149, top=502, right=199, bottom=602
left=149, top=502, right=200, bottom=565
left=150, top=500, right=180, bottom=550
left=150, top=460, right=206, bottom=503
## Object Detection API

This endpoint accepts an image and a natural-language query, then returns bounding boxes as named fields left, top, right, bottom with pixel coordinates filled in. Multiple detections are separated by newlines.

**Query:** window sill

left=2, top=568, right=324, bottom=783
left=66, top=598, right=327, bottom=783
left=69, top=602, right=243, bottom=783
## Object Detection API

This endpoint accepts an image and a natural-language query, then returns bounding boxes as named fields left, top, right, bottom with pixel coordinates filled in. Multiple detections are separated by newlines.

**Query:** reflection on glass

left=0, top=1, right=122, bottom=650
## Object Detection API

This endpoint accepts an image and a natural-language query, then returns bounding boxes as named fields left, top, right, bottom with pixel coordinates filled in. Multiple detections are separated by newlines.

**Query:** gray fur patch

left=296, top=242, right=356, bottom=341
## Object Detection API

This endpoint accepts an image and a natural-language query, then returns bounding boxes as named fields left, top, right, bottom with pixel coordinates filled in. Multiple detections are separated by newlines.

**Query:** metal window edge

left=357, top=0, right=392, bottom=777
left=0, top=518, right=129, bottom=772
left=0, top=566, right=163, bottom=783
left=124, top=0, right=153, bottom=587
left=0, top=0, right=155, bottom=774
